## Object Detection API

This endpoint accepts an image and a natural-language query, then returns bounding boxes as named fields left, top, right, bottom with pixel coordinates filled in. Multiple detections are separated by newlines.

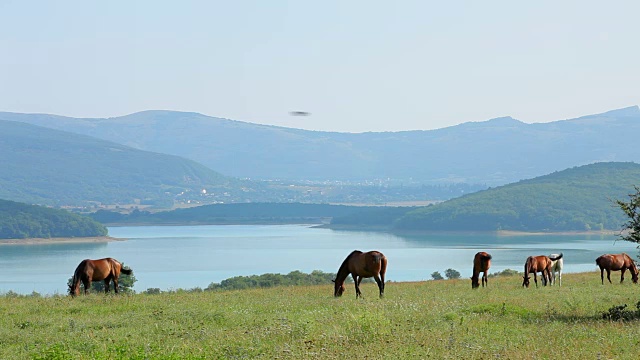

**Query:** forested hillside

left=0, top=120, right=247, bottom=206
left=393, top=162, right=640, bottom=231
left=3, top=106, right=640, bottom=185
left=330, top=162, right=640, bottom=232
left=89, top=203, right=387, bottom=225
left=0, top=199, right=107, bottom=239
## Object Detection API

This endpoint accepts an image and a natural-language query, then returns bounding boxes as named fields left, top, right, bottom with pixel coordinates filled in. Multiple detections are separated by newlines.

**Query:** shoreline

left=496, top=230, right=623, bottom=237
left=318, top=224, right=624, bottom=237
left=0, top=236, right=125, bottom=246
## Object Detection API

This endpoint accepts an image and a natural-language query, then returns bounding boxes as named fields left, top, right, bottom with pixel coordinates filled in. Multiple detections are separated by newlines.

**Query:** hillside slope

left=2, top=106, right=640, bottom=185
left=0, top=199, right=107, bottom=239
left=0, top=120, right=242, bottom=206
left=392, top=162, right=640, bottom=232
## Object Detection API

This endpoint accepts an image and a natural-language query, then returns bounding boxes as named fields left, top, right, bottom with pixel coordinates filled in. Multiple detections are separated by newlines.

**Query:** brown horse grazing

left=595, top=253, right=639, bottom=285
left=68, top=258, right=133, bottom=296
left=471, top=252, right=492, bottom=289
left=333, top=250, right=387, bottom=299
left=522, top=254, right=562, bottom=288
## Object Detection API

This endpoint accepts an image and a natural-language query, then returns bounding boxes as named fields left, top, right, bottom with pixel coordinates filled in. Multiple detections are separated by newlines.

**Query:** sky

left=1, top=1, right=639, bottom=133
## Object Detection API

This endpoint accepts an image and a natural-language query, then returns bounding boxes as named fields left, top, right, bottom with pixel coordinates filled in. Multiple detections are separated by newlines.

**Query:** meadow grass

left=2, top=271, right=640, bottom=359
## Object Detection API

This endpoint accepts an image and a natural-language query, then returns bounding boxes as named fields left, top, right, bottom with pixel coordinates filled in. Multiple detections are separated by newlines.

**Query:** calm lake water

left=0, top=225, right=637, bottom=295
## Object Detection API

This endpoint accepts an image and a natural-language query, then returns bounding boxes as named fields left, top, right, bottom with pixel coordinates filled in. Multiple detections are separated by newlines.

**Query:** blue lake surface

left=0, top=225, right=637, bottom=295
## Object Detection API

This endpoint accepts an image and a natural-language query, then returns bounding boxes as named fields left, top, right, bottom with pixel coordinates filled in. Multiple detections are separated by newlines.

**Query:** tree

left=445, top=268, right=461, bottom=280
left=431, top=271, right=444, bottom=280
left=616, top=185, right=640, bottom=244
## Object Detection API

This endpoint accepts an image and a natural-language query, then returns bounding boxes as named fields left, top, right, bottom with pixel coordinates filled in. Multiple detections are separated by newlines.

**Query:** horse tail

left=115, top=259, right=133, bottom=275
left=481, top=253, right=492, bottom=261
left=595, top=255, right=604, bottom=266
left=549, top=253, right=563, bottom=261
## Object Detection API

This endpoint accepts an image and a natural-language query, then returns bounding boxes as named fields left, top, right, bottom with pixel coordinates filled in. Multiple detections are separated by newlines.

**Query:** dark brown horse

left=522, top=254, right=562, bottom=288
left=471, top=252, right=492, bottom=289
left=595, top=253, right=639, bottom=285
left=68, top=258, right=133, bottom=296
left=333, top=250, right=387, bottom=299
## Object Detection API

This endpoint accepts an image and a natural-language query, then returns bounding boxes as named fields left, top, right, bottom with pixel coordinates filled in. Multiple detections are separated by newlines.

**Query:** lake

left=0, top=225, right=637, bottom=295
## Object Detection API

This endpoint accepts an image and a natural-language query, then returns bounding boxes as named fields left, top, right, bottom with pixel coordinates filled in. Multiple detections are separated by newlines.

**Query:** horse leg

left=600, top=268, right=605, bottom=284
left=83, top=280, right=91, bottom=295
left=104, top=279, right=111, bottom=293
left=352, top=274, right=362, bottom=299
left=374, top=275, right=384, bottom=298
left=113, top=278, right=119, bottom=294
left=356, top=276, right=364, bottom=298
left=558, top=269, right=562, bottom=287
left=620, top=268, right=626, bottom=283
left=606, top=269, right=612, bottom=284
left=533, top=272, right=538, bottom=288
left=545, top=269, right=551, bottom=286
left=482, top=271, right=488, bottom=287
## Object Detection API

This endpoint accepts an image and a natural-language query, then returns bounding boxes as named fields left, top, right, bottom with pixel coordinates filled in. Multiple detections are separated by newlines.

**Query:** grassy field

left=2, top=272, right=640, bottom=359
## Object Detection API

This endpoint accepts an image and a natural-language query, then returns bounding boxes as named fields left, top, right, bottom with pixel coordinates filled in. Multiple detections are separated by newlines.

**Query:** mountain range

left=3, top=106, right=640, bottom=185
left=0, top=119, right=245, bottom=206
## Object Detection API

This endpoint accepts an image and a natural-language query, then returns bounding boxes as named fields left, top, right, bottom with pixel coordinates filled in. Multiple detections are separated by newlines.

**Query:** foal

left=548, top=253, right=564, bottom=286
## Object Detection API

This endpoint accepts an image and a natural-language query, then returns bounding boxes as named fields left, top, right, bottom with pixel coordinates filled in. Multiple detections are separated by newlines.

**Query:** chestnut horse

left=522, top=254, right=562, bottom=288
left=595, top=253, right=639, bottom=285
left=333, top=250, right=387, bottom=299
left=68, top=258, right=133, bottom=296
left=471, top=252, right=492, bottom=289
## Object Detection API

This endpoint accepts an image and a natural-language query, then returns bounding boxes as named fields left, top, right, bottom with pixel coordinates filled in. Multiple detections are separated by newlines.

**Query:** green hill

left=327, top=162, right=640, bottom=232
left=392, top=162, right=640, bottom=232
left=0, top=119, right=243, bottom=207
left=0, top=199, right=107, bottom=239
left=89, top=202, right=383, bottom=225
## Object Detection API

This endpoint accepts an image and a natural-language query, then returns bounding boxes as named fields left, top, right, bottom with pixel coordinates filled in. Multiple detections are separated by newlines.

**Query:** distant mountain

left=389, top=162, right=640, bottom=232
left=2, top=106, right=639, bottom=185
left=0, top=120, right=247, bottom=206
left=0, top=199, right=107, bottom=239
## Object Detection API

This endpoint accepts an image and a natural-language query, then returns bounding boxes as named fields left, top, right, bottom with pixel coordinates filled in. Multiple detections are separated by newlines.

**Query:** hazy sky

left=1, top=1, right=639, bottom=132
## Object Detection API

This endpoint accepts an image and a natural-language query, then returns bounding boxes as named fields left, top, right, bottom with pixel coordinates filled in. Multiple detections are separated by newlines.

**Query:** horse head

left=522, top=275, right=531, bottom=288
left=68, top=283, right=78, bottom=297
left=471, top=276, right=480, bottom=289
left=332, top=279, right=345, bottom=297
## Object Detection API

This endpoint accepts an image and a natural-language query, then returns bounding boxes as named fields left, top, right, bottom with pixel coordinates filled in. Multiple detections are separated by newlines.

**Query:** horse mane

left=524, top=256, right=533, bottom=271
left=336, top=250, right=362, bottom=281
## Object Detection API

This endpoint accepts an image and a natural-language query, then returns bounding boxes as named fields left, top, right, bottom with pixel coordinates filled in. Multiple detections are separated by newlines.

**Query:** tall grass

left=1, top=272, right=640, bottom=359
